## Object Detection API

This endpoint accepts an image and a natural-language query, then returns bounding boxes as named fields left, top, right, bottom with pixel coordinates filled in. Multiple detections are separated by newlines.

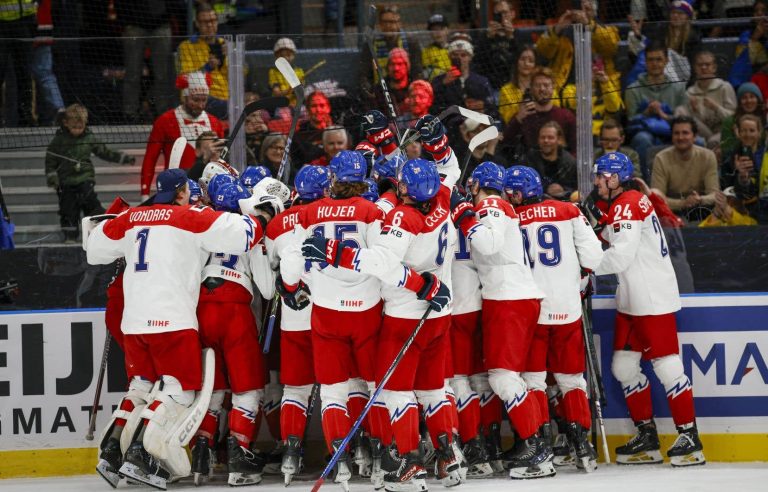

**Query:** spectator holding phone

left=721, top=114, right=768, bottom=221
left=499, top=45, right=560, bottom=124
left=178, top=2, right=229, bottom=119
left=187, top=131, right=224, bottom=181
left=431, top=35, right=494, bottom=115
left=472, top=0, right=518, bottom=90
left=720, top=82, right=766, bottom=159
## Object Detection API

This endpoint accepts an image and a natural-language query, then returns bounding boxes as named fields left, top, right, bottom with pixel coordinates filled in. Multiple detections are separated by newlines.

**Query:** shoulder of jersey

left=476, top=196, right=517, bottom=219
left=384, top=204, right=424, bottom=235
left=266, top=205, right=304, bottom=239
left=104, top=204, right=220, bottom=237
left=608, top=190, right=652, bottom=222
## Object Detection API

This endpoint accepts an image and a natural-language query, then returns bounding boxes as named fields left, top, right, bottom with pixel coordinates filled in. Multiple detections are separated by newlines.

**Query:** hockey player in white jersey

left=191, top=182, right=281, bottom=486
left=265, top=165, right=329, bottom=485
left=86, top=168, right=275, bottom=489
left=302, top=114, right=464, bottom=492
left=505, top=166, right=604, bottom=472
left=590, top=152, right=705, bottom=467
left=450, top=161, right=553, bottom=479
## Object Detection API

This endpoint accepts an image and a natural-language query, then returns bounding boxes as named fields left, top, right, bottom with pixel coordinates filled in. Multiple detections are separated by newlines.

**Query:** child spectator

left=45, top=104, right=134, bottom=242
left=269, top=37, right=306, bottom=107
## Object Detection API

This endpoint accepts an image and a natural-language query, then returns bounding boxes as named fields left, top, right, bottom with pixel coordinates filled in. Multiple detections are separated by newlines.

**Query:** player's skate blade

left=577, top=455, right=598, bottom=473
left=228, top=436, right=264, bottom=486
left=118, top=461, right=168, bottom=491
left=616, top=450, right=664, bottom=465
left=552, top=434, right=575, bottom=467
left=668, top=425, right=706, bottom=467
left=95, top=459, right=121, bottom=489
left=670, top=451, right=706, bottom=467
left=508, top=460, right=556, bottom=479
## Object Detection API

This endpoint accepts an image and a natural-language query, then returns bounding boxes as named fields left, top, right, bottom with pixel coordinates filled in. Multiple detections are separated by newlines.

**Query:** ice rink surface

left=2, top=463, right=768, bottom=492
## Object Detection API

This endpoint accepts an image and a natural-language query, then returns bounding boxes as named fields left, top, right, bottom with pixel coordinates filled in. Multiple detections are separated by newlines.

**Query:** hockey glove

left=450, top=188, right=478, bottom=234
left=275, top=275, right=311, bottom=311
left=579, top=268, right=594, bottom=299
left=362, top=110, right=397, bottom=154
left=301, top=236, right=356, bottom=269
left=580, top=189, right=607, bottom=235
left=407, top=271, right=451, bottom=312
left=415, top=114, right=450, bottom=161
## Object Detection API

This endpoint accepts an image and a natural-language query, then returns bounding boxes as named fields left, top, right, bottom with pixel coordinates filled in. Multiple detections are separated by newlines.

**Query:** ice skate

left=281, top=435, right=303, bottom=485
left=668, top=424, right=706, bottom=467
left=227, top=436, right=264, bottom=486
left=353, top=434, right=373, bottom=477
left=566, top=423, right=598, bottom=473
left=462, top=437, right=494, bottom=478
left=331, top=438, right=353, bottom=492
left=616, top=421, right=663, bottom=465
left=485, top=423, right=504, bottom=473
left=434, top=433, right=463, bottom=487
left=191, top=436, right=215, bottom=486
left=384, top=449, right=428, bottom=492
left=507, top=434, right=556, bottom=480
left=552, top=432, right=575, bottom=466
left=371, top=440, right=400, bottom=490
left=96, top=437, right=122, bottom=488
left=119, top=441, right=171, bottom=491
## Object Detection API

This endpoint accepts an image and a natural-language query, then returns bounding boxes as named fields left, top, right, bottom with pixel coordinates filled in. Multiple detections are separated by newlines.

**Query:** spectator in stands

left=45, top=104, right=134, bottom=242
left=32, top=0, right=64, bottom=126
left=699, top=187, right=758, bottom=227
left=294, top=91, right=334, bottom=165
left=561, top=55, right=623, bottom=137
left=141, top=72, right=225, bottom=201
left=431, top=36, right=494, bottom=115
left=187, top=131, right=223, bottom=181
left=178, top=2, right=229, bottom=120
left=729, top=0, right=768, bottom=90
left=371, top=48, right=411, bottom=113
left=115, top=0, right=179, bottom=122
left=651, top=116, right=720, bottom=220
left=309, top=126, right=348, bottom=167
left=260, top=133, right=288, bottom=178
left=454, top=119, right=507, bottom=182
left=720, top=114, right=767, bottom=221
left=245, top=109, right=270, bottom=166
left=524, top=121, right=577, bottom=199
left=503, top=67, right=577, bottom=156
left=498, top=45, right=544, bottom=125
left=269, top=38, right=306, bottom=107
left=687, top=51, right=737, bottom=147
left=536, top=1, right=620, bottom=91
left=422, top=13, right=451, bottom=81
left=0, top=0, right=35, bottom=126
left=399, top=79, right=434, bottom=128
left=595, top=120, right=642, bottom=178
left=625, top=41, right=689, bottom=181
left=721, top=82, right=767, bottom=158
left=472, top=0, right=518, bottom=90
left=627, top=1, right=702, bottom=83
left=359, top=4, right=422, bottom=101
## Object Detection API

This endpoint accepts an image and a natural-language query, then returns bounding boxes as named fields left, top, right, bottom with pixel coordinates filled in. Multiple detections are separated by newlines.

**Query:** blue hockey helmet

left=594, top=152, right=634, bottom=183
left=329, top=150, right=367, bottom=183
left=212, top=183, right=251, bottom=212
left=206, top=173, right=237, bottom=201
left=188, top=178, right=202, bottom=204
left=504, top=166, right=543, bottom=199
left=361, top=178, right=379, bottom=202
left=372, top=153, right=403, bottom=181
left=240, top=165, right=272, bottom=191
left=469, top=161, right=505, bottom=193
left=294, top=165, right=331, bottom=201
left=398, top=158, right=440, bottom=202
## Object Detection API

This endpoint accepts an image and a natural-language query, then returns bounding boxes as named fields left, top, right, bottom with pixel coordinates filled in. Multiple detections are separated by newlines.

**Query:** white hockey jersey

left=516, top=199, right=603, bottom=324
left=451, top=228, right=482, bottom=315
left=463, top=196, right=545, bottom=301
left=86, top=204, right=264, bottom=335
left=596, top=189, right=681, bottom=316
left=266, top=204, right=312, bottom=331
left=281, top=196, right=384, bottom=312
left=202, top=232, right=275, bottom=300
left=344, top=150, right=460, bottom=319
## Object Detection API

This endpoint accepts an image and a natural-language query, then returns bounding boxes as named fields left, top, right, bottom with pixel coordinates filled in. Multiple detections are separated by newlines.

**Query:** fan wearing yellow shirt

left=269, top=38, right=306, bottom=107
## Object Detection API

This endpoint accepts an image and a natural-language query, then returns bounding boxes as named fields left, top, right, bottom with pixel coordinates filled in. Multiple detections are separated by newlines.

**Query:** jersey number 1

left=135, top=228, right=150, bottom=272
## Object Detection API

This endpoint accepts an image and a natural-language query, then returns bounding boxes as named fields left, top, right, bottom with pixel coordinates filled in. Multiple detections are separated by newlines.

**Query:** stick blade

left=468, top=126, right=499, bottom=152
left=457, top=107, right=493, bottom=126
left=168, top=137, right=187, bottom=169
left=275, top=57, right=301, bottom=89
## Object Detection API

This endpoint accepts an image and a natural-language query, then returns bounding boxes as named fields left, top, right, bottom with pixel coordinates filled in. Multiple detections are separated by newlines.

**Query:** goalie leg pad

left=117, top=378, right=157, bottom=454
left=100, top=376, right=153, bottom=450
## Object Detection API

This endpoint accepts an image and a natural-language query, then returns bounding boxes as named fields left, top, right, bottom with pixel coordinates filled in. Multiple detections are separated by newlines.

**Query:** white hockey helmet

left=199, top=159, right=239, bottom=189
left=254, top=177, right=291, bottom=208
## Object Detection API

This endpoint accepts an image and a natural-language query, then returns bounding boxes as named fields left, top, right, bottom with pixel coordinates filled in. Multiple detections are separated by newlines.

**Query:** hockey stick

left=275, top=57, right=305, bottom=185
left=220, top=96, right=289, bottom=161
left=85, top=331, right=112, bottom=440
left=168, top=137, right=187, bottom=170
left=311, top=306, right=433, bottom=492
left=365, top=4, right=402, bottom=142
left=262, top=292, right=280, bottom=354
left=458, top=125, right=500, bottom=185
left=582, top=297, right=610, bottom=463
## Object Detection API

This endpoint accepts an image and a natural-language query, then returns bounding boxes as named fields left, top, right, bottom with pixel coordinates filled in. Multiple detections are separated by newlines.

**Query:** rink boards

left=1, top=294, right=767, bottom=478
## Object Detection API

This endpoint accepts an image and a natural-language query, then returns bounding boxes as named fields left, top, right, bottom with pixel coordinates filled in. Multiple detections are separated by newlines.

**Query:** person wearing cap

left=721, top=82, right=767, bottom=158
left=178, top=2, right=229, bottom=119
left=431, top=35, right=494, bottom=116
left=359, top=4, right=422, bottom=99
left=421, top=13, right=451, bottom=81
left=141, top=71, right=225, bottom=201
left=269, top=37, right=306, bottom=107
left=472, top=0, right=518, bottom=90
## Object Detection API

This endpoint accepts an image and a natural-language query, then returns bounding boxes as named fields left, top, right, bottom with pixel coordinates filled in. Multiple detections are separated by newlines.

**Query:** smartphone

left=738, top=145, right=753, bottom=161
left=592, top=57, right=605, bottom=73
left=493, top=12, right=503, bottom=23
left=523, top=88, right=532, bottom=103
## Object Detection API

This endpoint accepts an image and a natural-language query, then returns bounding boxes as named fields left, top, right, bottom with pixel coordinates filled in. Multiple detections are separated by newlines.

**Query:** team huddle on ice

left=83, top=110, right=706, bottom=492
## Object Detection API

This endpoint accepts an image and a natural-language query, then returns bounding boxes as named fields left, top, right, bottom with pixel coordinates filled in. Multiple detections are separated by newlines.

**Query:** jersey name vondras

left=129, top=208, right=173, bottom=222
left=316, top=205, right=356, bottom=220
